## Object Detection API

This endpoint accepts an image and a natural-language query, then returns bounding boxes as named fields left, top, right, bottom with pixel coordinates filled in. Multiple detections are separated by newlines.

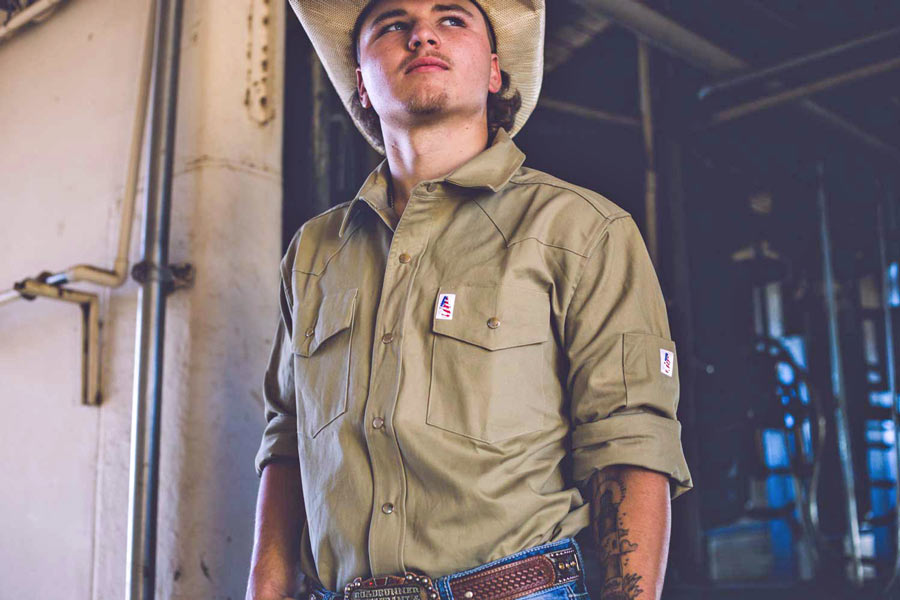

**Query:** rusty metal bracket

left=130, top=260, right=194, bottom=294
left=245, top=0, right=275, bottom=124
left=12, top=277, right=102, bottom=406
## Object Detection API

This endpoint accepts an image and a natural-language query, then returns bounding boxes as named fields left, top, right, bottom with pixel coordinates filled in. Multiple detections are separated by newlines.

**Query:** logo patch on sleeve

left=436, top=293, right=456, bottom=320
left=660, top=349, right=674, bottom=377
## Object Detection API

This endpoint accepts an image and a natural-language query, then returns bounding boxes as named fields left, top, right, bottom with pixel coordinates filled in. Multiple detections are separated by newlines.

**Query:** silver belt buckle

left=344, top=572, right=438, bottom=600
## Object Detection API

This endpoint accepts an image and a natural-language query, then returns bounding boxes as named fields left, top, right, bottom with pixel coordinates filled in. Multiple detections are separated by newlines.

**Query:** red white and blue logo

left=436, top=293, right=456, bottom=320
left=660, top=349, right=674, bottom=377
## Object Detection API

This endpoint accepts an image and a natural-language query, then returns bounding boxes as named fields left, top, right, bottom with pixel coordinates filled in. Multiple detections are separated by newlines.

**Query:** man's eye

left=381, top=21, right=407, bottom=33
left=379, top=17, right=463, bottom=35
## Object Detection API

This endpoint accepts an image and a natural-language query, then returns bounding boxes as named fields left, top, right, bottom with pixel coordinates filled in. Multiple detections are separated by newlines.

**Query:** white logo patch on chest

left=436, top=293, right=456, bottom=320
left=660, top=349, right=674, bottom=377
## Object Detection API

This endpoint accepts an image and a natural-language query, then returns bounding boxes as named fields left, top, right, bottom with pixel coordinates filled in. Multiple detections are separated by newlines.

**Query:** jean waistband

left=310, top=537, right=586, bottom=600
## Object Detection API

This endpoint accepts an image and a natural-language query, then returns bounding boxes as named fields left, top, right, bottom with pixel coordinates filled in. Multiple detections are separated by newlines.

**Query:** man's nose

left=407, top=21, right=440, bottom=50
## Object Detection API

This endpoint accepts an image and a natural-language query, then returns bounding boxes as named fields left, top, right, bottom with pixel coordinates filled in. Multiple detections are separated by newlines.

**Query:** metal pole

left=0, top=0, right=66, bottom=43
left=125, top=0, right=183, bottom=598
left=697, top=25, right=900, bottom=100
left=637, top=39, right=658, bottom=265
left=876, top=179, right=900, bottom=595
left=706, top=56, right=900, bottom=127
left=816, top=160, right=864, bottom=586
left=537, top=97, right=641, bottom=128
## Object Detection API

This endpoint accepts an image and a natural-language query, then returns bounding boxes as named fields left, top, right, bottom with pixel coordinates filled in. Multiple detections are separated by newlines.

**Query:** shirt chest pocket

left=427, top=284, right=551, bottom=444
left=291, top=288, right=358, bottom=438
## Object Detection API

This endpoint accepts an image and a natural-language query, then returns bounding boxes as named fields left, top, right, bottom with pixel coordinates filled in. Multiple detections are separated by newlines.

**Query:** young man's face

left=355, top=0, right=503, bottom=130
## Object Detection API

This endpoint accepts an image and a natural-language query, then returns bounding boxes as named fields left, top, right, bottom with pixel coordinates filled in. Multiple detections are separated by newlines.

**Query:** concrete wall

left=0, top=1, right=284, bottom=598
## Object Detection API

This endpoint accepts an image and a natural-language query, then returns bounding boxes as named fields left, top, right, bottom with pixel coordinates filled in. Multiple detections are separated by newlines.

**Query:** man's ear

left=488, top=54, right=502, bottom=94
left=356, top=67, right=371, bottom=109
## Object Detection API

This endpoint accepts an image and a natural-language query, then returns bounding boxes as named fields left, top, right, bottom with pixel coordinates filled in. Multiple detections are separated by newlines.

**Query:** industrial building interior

left=283, top=1, right=900, bottom=598
left=2, top=0, right=900, bottom=598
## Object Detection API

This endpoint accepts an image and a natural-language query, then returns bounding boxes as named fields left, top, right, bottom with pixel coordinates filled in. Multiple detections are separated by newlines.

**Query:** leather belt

left=340, top=545, right=582, bottom=600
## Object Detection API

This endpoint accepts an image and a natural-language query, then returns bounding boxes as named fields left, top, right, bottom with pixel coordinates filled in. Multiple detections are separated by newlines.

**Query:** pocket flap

left=431, top=284, right=549, bottom=351
left=292, top=288, right=358, bottom=357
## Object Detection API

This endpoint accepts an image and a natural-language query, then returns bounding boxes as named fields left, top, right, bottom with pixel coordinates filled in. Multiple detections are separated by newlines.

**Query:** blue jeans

left=312, top=538, right=592, bottom=600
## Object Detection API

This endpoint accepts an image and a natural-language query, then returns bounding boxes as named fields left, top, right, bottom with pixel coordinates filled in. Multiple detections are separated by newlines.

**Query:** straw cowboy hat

left=287, top=0, right=546, bottom=154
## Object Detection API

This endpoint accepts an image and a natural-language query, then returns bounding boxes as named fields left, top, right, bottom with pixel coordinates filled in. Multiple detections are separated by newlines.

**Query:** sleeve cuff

left=254, top=414, right=299, bottom=478
left=571, top=409, right=693, bottom=500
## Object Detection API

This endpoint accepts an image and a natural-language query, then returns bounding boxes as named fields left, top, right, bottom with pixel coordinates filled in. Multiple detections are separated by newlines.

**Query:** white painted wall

left=0, top=1, right=284, bottom=598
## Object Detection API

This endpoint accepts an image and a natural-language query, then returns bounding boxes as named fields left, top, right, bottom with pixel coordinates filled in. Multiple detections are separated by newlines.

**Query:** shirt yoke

left=485, top=166, right=631, bottom=257
left=288, top=200, right=355, bottom=277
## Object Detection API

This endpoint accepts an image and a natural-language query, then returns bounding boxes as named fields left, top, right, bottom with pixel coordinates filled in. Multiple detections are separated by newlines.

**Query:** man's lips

left=405, top=57, right=449, bottom=74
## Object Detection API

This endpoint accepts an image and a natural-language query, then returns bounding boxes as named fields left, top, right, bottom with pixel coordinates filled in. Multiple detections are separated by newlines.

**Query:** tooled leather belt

left=341, top=546, right=582, bottom=600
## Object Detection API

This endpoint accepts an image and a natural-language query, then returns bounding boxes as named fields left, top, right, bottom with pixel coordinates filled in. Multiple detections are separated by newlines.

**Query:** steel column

left=816, top=160, right=864, bottom=586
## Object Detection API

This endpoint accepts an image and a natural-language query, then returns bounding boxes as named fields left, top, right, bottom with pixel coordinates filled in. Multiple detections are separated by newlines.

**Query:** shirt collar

left=339, top=128, right=526, bottom=238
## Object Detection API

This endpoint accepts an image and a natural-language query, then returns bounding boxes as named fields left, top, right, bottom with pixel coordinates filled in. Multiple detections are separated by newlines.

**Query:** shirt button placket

left=365, top=198, right=431, bottom=576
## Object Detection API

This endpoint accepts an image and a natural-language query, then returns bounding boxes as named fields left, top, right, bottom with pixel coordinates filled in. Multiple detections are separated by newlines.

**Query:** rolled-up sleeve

left=564, top=214, right=693, bottom=499
left=254, top=248, right=300, bottom=478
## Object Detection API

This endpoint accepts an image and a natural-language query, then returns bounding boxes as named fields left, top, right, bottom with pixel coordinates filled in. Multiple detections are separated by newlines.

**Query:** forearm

left=586, top=465, right=671, bottom=600
left=247, top=460, right=306, bottom=600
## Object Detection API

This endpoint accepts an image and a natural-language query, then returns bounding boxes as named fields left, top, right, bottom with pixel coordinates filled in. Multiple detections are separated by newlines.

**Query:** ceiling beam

left=570, top=0, right=900, bottom=164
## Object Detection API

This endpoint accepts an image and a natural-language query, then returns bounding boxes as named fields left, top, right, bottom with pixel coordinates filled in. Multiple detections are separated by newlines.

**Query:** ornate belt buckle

left=344, top=572, right=439, bottom=600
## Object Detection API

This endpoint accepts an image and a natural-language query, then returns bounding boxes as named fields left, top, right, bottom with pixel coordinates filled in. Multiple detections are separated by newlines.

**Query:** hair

left=349, top=0, right=522, bottom=149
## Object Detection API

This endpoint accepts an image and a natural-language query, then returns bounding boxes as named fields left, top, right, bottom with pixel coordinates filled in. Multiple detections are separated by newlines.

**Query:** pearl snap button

left=372, top=417, right=385, bottom=429
left=425, top=183, right=437, bottom=193
left=487, top=317, right=500, bottom=329
left=399, top=253, right=412, bottom=264
left=382, top=332, right=394, bottom=344
left=305, top=327, right=315, bottom=337
left=382, top=502, right=394, bottom=514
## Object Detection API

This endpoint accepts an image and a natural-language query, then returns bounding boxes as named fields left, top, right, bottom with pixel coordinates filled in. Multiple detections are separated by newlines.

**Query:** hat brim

left=288, top=0, right=546, bottom=154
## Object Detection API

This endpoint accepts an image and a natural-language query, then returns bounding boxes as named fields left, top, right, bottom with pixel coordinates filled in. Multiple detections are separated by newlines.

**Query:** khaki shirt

left=255, top=128, right=692, bottom=592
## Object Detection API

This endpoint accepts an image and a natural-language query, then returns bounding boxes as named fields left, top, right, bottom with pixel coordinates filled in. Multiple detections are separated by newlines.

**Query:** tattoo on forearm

left=588, top=469, right=644, bottom=599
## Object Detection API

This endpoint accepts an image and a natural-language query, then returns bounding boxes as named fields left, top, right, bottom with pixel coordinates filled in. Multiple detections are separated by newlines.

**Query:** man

left=246, top=2, right=693, bottom=600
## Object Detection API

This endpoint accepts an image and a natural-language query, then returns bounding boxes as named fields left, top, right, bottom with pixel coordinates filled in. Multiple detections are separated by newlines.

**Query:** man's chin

left=403, top=90, right=450, bottom=116
left=403, top=84, right=450, bottom=116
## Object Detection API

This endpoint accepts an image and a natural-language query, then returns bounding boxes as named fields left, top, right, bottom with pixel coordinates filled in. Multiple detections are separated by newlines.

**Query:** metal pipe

left=572, top=0, right=900, bottom=163
left=876, top=179, right=900, bottom=594
left=12, top=278, right=101, bottom=404
left=66, top=0, right=158, bottom=288
left=707, top=56, right=900, bottom=126
left=816, top=160, right=864, bottom=586
left=125, top=0, right=183, bottom=598
left=537, top=97, right=641, bottom=127
left=0, top=0, right=66, bottom=43
left=1, top=0, right=157, bottom=304
left=637, top=38, right=658, bottom=265
left=570, top=0, right=744, bottom=72
left=698, top=25, right=900, bottom=100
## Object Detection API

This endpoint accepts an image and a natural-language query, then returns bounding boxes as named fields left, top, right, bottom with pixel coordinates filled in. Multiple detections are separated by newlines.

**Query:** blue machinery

left=708, top=167, right=900, bottom=591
